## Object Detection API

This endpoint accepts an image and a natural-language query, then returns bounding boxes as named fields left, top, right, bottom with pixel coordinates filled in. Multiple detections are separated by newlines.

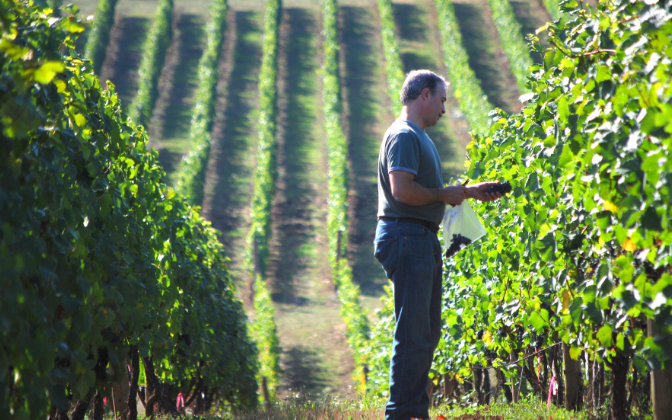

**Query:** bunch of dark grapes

left=445, top=234, right=472, bottom=258
left=486, top=181, right=512, bottom=195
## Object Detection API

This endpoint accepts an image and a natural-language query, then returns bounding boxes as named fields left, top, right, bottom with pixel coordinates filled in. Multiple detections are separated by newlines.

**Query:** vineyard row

left=0, top=2, right=258, bottom=417
left=174, top=0, right=229, bottom=207
left=321, top=0, right=372, bottom=393
left=246, top=0, right=283, bottom=402
left=363, top=2, right=672, bottom=419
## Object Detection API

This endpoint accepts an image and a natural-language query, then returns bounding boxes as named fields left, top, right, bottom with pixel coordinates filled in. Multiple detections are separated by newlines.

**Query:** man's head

left=399, top=70, right=447, bottom=128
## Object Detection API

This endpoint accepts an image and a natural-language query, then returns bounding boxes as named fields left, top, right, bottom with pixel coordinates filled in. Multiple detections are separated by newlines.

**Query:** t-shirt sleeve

left=386, top=132, right=420, bottom=176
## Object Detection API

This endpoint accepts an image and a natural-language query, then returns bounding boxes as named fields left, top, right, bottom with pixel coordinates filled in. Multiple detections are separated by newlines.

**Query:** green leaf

left=596, top=64, right=612, bottom=83
left=640, top=206, right=662, bottom=231
left=596, top=325, right=613, bottom=348
left=100, top=194, right=112, bottom=217
left=616, top=332, right=625, bottom=351
left=569, top=345, right=582, bottom=360
left=64, top=22, right=86, bottom=33
left=528, top=311, right=546, bottom=330
left=33, top=61, right=65, bottom=84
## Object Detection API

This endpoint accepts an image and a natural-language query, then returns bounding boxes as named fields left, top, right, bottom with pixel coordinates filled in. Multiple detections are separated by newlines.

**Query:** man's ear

left=422, top=87, right=431, bottom=101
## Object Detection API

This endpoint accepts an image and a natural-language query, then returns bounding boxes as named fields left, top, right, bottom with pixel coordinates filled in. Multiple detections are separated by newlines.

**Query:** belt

left=378, top=216, right=440, bottom=234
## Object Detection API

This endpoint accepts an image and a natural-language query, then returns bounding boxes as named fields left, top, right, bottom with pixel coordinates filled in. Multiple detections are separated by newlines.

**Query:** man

left=375, top=70, right=503, bottom=420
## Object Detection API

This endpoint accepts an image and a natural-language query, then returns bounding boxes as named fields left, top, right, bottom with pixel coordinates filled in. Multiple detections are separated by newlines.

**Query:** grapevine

left=0, top=2, right=257, bottom=417
left=322, top=0, right=371, bottom=393
left=364, top=1, right=672, bottom=417
left=246, top=0, right=283, bottom=401
left=128, top=0, right=174, bottom=129
left=174, top=0, right=228, bottom=206
left=84, top=0, right=118, bottom=75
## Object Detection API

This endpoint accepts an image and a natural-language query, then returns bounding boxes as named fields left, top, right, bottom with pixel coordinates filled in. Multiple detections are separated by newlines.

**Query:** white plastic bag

left=442, top=200, right=487, bottom=257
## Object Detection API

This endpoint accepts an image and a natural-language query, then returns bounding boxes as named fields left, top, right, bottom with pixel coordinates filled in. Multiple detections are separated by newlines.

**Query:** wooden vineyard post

left=472, top=366, right=483, bottom=404
left=251, top=239, right=259, bottom=302
left=563, top=343, right=582, bottom=411
left=648, top=319, right=672, bottom=420
left=109, top=361, right=129, bottom=418
left=262, top=376, right=271, bottom=408
left=426, top=379, right=435, bottom=408
left=443, top=373, right=457, bottom=400
left=336, top=230, right=342, bottom=263
left=127, top=345, right=139, bottom=420
left=509, top=352, right=520, bottom=403
left=333, top=230, right=342, bottom=293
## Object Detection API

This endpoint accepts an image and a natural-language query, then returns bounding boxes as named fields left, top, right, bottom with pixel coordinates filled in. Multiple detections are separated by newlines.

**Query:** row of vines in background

left=376, top=0, right=404, bottom=115
left=84, top=0, right=118, bottom=75
left=174, top=0, right=228, bottom=206
left=486, top=0, right=533, bottom=93
left=433, top=0, right=492, bottom=135
left=246, top=0, right=283, bottom=402
left=128, top=0, right=174, bottom=129
left=366, top=1, right=672, bottom=418
left=361, top=0, right=410, bottom=397
left=321, top=0, right=371, bottom=394
left=47, top=0, right=62, bottom=16
left=542, top=0, right=561, bottom=21
left=0, top=2, right=258, bottom=418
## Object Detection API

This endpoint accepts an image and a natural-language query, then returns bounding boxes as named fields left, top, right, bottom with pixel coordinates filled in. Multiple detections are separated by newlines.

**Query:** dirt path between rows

left=201, top=9, right=263, bottom=292
left=451, top=0, right=522, bottom=113
left=148, top=11, right=207, bottom=177
left=269, top=5, right=355, bottom=399
left=99, top=15, right=150, bottom=107
left=392, top=0, right=472, bottom=181
left=339, top=1, right=394, bottom=303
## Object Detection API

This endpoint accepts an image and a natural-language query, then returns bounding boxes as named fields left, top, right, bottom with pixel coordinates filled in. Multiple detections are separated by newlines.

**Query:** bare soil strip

left=424, top=0, right=474, bottom=171
left=201, top=9, right=263, bottom=291
left=148, top=11, right=207, bottom=178
left=339, top=2, right=393, bottom=301
left=99, top=16, right=150, bottom=106
left=509, top=0, right=552, bottom=63
left=392, top=0, right=471, bottom=180
left=269, top=5, right=355, bottom=398
left=451, top=0, right=522, bottom=113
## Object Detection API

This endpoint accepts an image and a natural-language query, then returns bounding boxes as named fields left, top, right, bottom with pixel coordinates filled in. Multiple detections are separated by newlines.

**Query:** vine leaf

left=597, top=325, right=613, bottom=348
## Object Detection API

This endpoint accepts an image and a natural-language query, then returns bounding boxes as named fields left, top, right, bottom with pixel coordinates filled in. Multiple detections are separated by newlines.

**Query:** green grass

left=432, top=397, right=589, bottom=419
left=104, top=397, right=592, bottom=419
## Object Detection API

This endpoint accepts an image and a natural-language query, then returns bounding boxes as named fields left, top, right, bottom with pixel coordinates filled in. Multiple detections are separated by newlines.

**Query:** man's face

left=424, top=82, right=447, bottom=128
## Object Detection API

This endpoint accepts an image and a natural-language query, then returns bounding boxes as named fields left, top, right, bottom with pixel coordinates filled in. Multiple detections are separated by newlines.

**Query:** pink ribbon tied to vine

left=176, top=392, right=185, bottom=411
left=547, top=375, right=557, bottom=408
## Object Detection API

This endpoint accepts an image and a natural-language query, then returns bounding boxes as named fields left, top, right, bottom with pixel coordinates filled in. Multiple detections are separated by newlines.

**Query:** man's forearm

left=390, top=171, right=466, bottom=206
left=393, top=181, right=446, bottom=206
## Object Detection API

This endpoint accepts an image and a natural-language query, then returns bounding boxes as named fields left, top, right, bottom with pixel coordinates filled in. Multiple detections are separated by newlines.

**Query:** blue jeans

left=374, top=219, right=443, bottom=420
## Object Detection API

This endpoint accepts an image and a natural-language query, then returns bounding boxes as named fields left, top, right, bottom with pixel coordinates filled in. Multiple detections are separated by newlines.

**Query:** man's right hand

left=443, top=185, right=467, bottom=206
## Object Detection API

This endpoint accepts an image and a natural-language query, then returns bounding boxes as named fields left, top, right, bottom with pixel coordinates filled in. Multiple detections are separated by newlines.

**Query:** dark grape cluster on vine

left=486, top=181, right=512, bottom=195
left=445, top=234, right=472, bottom=258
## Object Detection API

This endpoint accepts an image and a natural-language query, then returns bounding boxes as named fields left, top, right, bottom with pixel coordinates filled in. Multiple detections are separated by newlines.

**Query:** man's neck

left=399, top=107, right=425, bottom=130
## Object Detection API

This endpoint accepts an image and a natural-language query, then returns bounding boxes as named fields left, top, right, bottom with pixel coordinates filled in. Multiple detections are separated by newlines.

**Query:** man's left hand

left=466, top=182, right=504, bottom=202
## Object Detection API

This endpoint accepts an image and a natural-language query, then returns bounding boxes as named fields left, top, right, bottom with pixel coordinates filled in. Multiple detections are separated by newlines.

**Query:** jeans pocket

left=374, top=238, right=398, bottom=279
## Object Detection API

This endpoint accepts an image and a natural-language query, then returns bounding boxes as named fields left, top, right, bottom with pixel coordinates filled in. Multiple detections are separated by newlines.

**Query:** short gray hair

left=399, top=70, right=446, bottom=105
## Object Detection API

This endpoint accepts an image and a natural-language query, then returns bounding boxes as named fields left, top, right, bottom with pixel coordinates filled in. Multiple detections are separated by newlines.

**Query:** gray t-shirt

left=377, top=120, right=446, bottom=225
